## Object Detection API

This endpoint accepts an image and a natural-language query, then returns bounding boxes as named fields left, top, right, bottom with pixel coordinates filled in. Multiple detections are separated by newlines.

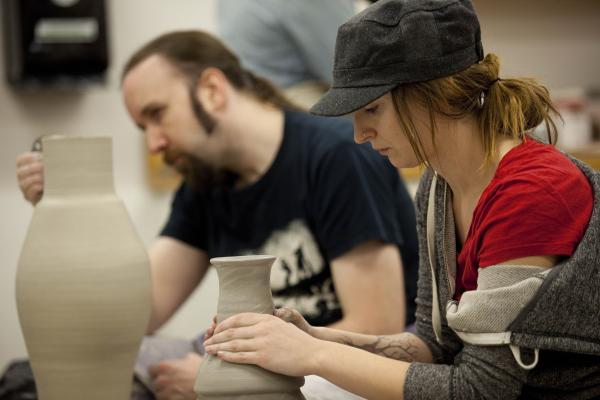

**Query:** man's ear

left=195, top=67, right=228, bottom=115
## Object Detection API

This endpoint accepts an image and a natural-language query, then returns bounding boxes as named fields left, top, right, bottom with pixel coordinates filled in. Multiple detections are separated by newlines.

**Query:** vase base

left=197, top=389, right=306, bottom=400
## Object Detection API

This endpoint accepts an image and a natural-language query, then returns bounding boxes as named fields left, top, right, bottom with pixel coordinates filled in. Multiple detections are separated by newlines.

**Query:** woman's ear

left=195, top=67, right=228, bottom=115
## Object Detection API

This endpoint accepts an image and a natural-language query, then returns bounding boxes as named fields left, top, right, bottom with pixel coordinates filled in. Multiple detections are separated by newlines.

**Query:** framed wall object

left=2, top=0, right=109, bottom=87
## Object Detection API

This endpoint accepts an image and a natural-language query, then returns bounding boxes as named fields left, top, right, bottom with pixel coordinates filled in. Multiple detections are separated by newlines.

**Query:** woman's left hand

left=204, top=313, right=322, bottom=377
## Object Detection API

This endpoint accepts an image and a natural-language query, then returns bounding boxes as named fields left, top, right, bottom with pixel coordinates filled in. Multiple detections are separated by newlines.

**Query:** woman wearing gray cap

left=204, top=0, right=600, bottom=398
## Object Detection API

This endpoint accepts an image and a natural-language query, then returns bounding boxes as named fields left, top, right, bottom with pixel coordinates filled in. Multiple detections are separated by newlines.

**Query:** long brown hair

left=391, top=53, right=560, bottom=166
left=122, top=30, right=302, bottom=112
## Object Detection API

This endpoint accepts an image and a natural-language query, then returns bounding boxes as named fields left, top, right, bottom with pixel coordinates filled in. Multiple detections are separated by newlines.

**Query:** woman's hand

left=273, top=307, right=315, bottom=336
left=16, top=152, right=44, bottom=205
left=204, top=312, right=323, bottom=377
left=205, top=308, right=314, bottom=340
left=203, top=315, right=218, bottom=341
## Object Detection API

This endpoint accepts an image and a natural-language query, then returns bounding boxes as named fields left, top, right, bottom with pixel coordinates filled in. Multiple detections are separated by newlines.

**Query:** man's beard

left=161, top=90, right=238, bottom=191
left=163, top=149, right=234, bottom=191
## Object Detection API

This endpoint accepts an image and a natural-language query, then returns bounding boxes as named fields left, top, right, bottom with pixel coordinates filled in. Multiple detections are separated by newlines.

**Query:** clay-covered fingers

left=273, top=307, right=295, bottom=322
left=204, top=315, right=218, bottom=340
left=274, top=307, right=312, bottom=334
left=16, top=152, right=44, bottom=205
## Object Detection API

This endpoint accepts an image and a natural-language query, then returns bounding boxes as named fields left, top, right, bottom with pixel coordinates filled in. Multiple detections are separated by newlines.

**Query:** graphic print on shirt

left=242, top=219, right=341, bottom=325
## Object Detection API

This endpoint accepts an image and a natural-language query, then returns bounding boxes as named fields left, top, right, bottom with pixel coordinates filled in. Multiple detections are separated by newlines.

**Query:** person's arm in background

left=328, top=240, right=406, bottom=334
left=147, top=237, right=209, bottom=333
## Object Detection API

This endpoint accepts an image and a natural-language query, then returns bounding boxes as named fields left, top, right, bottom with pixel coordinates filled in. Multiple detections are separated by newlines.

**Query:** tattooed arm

left=274, top=306, right=433, bottom=363
left=310, top=326, right=434, bottom=363
left=207, top=313, right=424, bottom=399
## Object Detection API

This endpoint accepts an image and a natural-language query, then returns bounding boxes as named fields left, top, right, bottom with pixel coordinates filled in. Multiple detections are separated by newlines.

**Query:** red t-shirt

left=455, top=139, right=593, bottom=299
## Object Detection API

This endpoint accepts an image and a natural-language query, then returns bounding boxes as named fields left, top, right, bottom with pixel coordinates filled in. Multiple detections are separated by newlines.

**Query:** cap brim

left=310, top=84, right=396, bottom=117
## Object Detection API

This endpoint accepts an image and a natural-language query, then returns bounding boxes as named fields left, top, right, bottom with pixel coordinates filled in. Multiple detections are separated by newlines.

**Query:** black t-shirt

left=161, top=111, right=418, bottom=326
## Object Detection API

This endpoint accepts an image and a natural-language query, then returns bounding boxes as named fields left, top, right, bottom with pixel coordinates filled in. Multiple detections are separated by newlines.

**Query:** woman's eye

left=365, top=105, right=378, bottom=114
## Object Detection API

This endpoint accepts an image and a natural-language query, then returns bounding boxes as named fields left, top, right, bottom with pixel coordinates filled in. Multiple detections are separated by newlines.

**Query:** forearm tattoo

left=338, top=333, right=421, bottom=362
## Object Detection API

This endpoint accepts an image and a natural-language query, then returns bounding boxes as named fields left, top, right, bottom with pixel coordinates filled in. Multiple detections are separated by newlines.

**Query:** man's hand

left=149, top=352, right=202, bottom=400
left=16, top=152, right=44, bottom=205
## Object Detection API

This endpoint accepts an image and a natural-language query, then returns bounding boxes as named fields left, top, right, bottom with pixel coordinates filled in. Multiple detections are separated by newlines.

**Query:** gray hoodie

left=405, top=157, right=600, bottom=400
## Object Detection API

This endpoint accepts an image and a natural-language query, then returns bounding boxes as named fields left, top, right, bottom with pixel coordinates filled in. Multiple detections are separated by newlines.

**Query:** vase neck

left=213, top=256, right=275, bottom=323
left=42, top=136, right=115, bottom=198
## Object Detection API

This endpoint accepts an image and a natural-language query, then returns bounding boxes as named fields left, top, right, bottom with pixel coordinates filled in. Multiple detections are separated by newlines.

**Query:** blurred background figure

left=218, top=0, right=367, bottom=109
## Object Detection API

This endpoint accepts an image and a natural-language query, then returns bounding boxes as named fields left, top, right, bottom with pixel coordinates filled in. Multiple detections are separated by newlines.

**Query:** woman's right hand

left=274, top=307, right=315, bottom=336
left=204, top=308, right=315, bottom=341
left=16, top=152, right=44, bottom=206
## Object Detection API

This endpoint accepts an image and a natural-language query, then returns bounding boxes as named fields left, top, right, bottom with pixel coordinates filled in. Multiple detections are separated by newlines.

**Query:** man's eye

left=149, top=107, right=164, bottom=121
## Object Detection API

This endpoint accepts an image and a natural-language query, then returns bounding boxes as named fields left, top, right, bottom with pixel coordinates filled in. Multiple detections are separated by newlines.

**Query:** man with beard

left=15, top=30, right=418, bottom=400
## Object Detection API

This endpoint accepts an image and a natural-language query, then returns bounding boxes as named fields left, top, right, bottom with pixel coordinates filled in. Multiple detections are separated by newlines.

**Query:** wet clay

left=195, top=255, right=305, bottom=400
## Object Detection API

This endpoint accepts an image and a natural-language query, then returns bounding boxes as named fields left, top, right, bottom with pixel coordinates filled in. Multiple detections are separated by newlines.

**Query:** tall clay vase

left=15, top=136, right=152, bottom=400
left=194, top=255, right=306, bottom=400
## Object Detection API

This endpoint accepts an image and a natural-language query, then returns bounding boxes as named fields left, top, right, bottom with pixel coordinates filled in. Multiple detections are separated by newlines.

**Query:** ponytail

left=391, top=53, right=561, bottom=166
left=478, top=54, right=559, bottom=162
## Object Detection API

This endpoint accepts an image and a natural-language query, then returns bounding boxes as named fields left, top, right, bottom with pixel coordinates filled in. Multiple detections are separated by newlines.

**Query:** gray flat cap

left=311, top=0, right=484, bottom=116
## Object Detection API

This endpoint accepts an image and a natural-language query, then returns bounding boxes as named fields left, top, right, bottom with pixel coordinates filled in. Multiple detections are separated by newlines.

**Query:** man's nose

left=146, top=126, right=168, bottom=154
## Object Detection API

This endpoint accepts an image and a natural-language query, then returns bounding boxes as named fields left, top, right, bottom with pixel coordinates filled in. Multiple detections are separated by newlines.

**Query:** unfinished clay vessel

left=15, top=136, right=151, bottom=400
left=194, top=255, right=306, bottom=399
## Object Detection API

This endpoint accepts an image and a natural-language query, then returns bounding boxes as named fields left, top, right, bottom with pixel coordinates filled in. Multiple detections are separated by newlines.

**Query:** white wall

left=0, top=0, right=219, bottom=370
left=1, top=0, right=599, bottom=372
left=474, top=0, right=600, bottom=90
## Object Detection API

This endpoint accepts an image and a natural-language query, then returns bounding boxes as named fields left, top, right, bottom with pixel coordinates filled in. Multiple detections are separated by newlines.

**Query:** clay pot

left=194, top=255, right=305, bottom=399
left=16, top=136, right=152, bottom=399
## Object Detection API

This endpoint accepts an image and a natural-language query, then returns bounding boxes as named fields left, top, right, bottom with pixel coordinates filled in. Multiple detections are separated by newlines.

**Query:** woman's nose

left=354, top=126, right=375, bottom=144
left=353, top=114, right=376, bottom=144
